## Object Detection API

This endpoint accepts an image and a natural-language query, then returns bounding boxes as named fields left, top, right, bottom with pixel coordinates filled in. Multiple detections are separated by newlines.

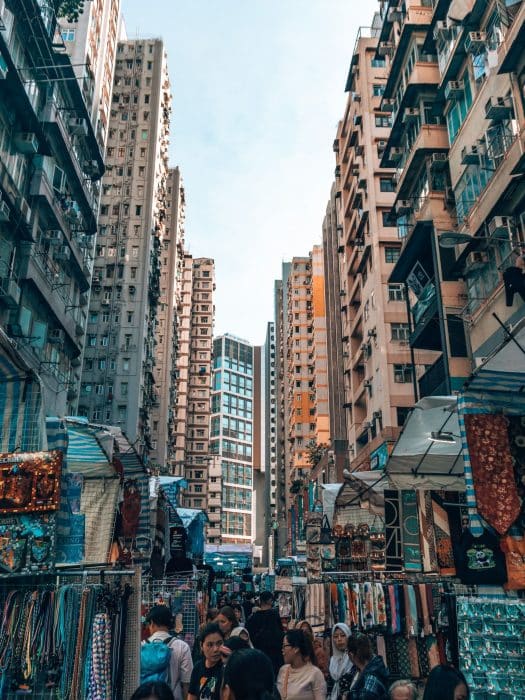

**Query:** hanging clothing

left=454, top=528, right=507, bottom=585
left=464, top=413, right=522, bottom=534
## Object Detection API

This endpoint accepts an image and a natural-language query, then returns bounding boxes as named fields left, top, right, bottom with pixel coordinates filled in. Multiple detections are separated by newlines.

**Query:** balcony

left=498, top=0, right=525, bottom=74
left=395, top=125, right=449, bottom=194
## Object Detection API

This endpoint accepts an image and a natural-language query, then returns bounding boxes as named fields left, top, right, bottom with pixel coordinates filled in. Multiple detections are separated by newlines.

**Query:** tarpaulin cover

left=464, top=325, right=525, bottom=395
left=65, top=418, right=115, bottom=477
left=176, top=508, right=208, bottom=556
left=387, top=396, right=464, bottom=490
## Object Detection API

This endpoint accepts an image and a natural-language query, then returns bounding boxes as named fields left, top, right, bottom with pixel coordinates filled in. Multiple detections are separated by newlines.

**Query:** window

left=384, top=246, right=400, bottom=263
left=372, top=84, right=385, bottom=97
left=388, top=284, right=405, bottom=302
left=121, top=382, right=128, bottom=397
left=375, top=115, right=392, bottom=128
left=371, top=57, right=386, bottom=67
left=123, top=359, right=130, bottom=371
left=391, top=323, right=410, bottom=341
left=144, top=94, right=150, bottom=104
left=141, top=129, right=148, bottom=140
left=61, top=29, right=75, bottom=41
left=135, top=205, right=142, bottom=216
left=379, top=177, right=395, bottom=192
left=394, top=364, right=413, bottom=383
left=382, top=211, right=396, bottom=227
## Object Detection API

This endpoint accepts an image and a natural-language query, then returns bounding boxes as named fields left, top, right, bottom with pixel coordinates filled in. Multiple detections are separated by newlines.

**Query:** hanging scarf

left=329, top=623, right=353, bottom=700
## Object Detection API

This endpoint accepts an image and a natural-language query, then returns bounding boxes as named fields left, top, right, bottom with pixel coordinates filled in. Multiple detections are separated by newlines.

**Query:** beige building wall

left=181, top=257, right=215, bottom=510
left=173, top=253, right=192, bottom=474
left=311, top=245, right=330, bottom=446
left=336, top=30, right=434, bottom=471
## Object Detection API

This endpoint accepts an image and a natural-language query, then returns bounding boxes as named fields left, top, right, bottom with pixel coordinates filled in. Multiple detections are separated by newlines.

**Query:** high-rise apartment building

left=58, top=0, right=122, bottom=151
left=380, top=0, right=524, bottom=398
left=275, top=254, right=332, bottom=553
left=172, top=252, right=192, bottom=475
left=149, top=167, right=186, bottom=470
left=274, top=273, right=289, bottom=557
left=0, top=0, right=103, bottom=418
left=333, top=24, right=435, bottom=472
left=79, top=39, right=171, bottom=462
left=322, top=183, right=348, bottom=481
left=210, top=334, right=254, bottom=543
left=182, top=257, right=215, bottom=509
left=262, top=321, right=278, bottom=565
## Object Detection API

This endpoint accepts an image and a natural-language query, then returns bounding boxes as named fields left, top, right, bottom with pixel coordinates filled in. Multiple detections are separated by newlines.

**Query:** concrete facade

left=79, top=39, right=170, bottom=463
left=335, top=25, right=436, bottom=472
left=0, top=0, right=103, bottom=418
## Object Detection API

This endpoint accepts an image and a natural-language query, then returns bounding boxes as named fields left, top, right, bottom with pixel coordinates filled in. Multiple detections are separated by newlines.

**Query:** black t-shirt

left=188, top=660, right=222, bottom=700
left=454, top=528, right=507, bottom=585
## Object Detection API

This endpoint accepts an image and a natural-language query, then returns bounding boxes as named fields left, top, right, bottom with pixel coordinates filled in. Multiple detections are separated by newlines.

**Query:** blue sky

left=122, top=1, right=376, bottom=344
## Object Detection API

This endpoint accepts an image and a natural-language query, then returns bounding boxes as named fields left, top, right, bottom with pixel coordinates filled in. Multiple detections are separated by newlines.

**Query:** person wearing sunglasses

left=188, top=623, right=224, bottom=700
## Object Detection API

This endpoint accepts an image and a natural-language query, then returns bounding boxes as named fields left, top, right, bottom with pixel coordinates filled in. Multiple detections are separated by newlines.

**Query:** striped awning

left=464, top=325, right=525, bottom=394
left=65, top=418, right=114, bottom=477
left=0, top=328, right=46, bottom=452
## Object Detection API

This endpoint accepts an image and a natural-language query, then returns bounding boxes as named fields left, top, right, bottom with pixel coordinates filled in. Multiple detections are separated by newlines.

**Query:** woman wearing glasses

left=277, top=629, right=327, bottom=700
left=188, top=623, right=224, bottom=700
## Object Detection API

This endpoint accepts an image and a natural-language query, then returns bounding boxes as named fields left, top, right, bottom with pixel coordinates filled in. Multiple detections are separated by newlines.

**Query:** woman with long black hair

left=221, top=648, right=279, bottom=700
left=277, top=629, right=327, bottom=700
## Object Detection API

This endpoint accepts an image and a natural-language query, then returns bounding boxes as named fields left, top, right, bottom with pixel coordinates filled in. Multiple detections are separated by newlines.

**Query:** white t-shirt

left=147, top=631, right=193, bottom=700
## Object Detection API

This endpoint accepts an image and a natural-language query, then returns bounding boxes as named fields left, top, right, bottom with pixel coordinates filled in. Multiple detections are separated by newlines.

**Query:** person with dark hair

left=187, top=623, right=224, bottom=700
left=222, top=648, right=279, bottom=700
left=277, top=629, right=327, bottom=700
left=231, top=602, right=244, bottom=626
left=422, top=665, right=469, bottom=700
left=130, top=680, right=175, bottom=700
left=296, top=620, right=328, bottom=677
left=216, top=606, right=238, bottom=640
left=142, top=605, right=193, bottom=700
left=246, top=591, right=284, bottom=675
left=340, top=635, right=389, bottom=700
left=220, top=635, right=251, bottom=664
left=329, top=623, right=353, bottom=700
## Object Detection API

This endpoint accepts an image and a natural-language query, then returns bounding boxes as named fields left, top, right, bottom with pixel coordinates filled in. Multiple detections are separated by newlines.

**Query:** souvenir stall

left=0, top=384, right=145, bottom=698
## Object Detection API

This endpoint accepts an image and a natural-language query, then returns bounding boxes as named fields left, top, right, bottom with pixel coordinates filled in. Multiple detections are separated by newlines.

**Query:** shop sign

left=370, top=442, right=389, bottom=471
left=169, top=525, right=187, bottom=558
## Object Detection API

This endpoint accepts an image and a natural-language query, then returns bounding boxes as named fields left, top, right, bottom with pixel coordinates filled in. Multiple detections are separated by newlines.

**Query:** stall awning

left=321, top=483, right=341, bottom=525
left=65, top=418, right=115, bottom=477
left=156, top=476, right=188, bottom=507
left=176, top=508, right=209, bottom=529
left=386, top=396, right=464, bottom=490
left=337, top=472, right=387, bottom=515
left=464, top=324, right=525, bottom=395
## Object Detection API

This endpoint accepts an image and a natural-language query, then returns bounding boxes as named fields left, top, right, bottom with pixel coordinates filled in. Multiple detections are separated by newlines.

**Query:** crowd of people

left=133, top=591, right=470, bottom=700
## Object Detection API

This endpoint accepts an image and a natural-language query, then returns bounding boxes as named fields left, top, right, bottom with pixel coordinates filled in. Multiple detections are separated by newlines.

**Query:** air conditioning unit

left=389, top=147, right=403, bottom=163
left=83, top=159, right=99, bottom=175
left=445, top=80, right=464, bottom=100
left=54, top=245, right=70, bottom=261
left=461, top=144, right=482, bottom=165
left=342, top=351, right=349, bottom=358
left=0, top=197, right=9, bottom=222
left=48, top=328, right=65, bottom=344
left=381, top=98, right=395, bottom=112
left=429, top=152, right=448, bottom=171
left=14, top=132, right=39, bottom=154
left=358, top=177, right=367, bottom=190
left=402, top=107, right=420, bottom=123
left=362, top=421, right=373, bottom=430
left=485, top=96, right=512, bottom=121
left=19, top=197, right=31, bottom=224
left=355, top=144, right=364, bottom=156
left=339, top=289, right=346, bottom=296
left=464, top=250, right=489, bottom=273
left=352, top=92, right=361, bottom=103
left=74, top=323, right=84, bottom=337
left=43, top=229, right=63, bottom=244
left=0, top=277, right=21, bottom=308
left=71, top=357, right=81, bottom=368
left=487, top=215, right=513, bottom=240
left=68, top=117, right=88, bottom=136
left=396, top=199, right=411, bottom=215
left=378, top=41, right=394, bottom=57
left=464, top=31, right=486, bottom=54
